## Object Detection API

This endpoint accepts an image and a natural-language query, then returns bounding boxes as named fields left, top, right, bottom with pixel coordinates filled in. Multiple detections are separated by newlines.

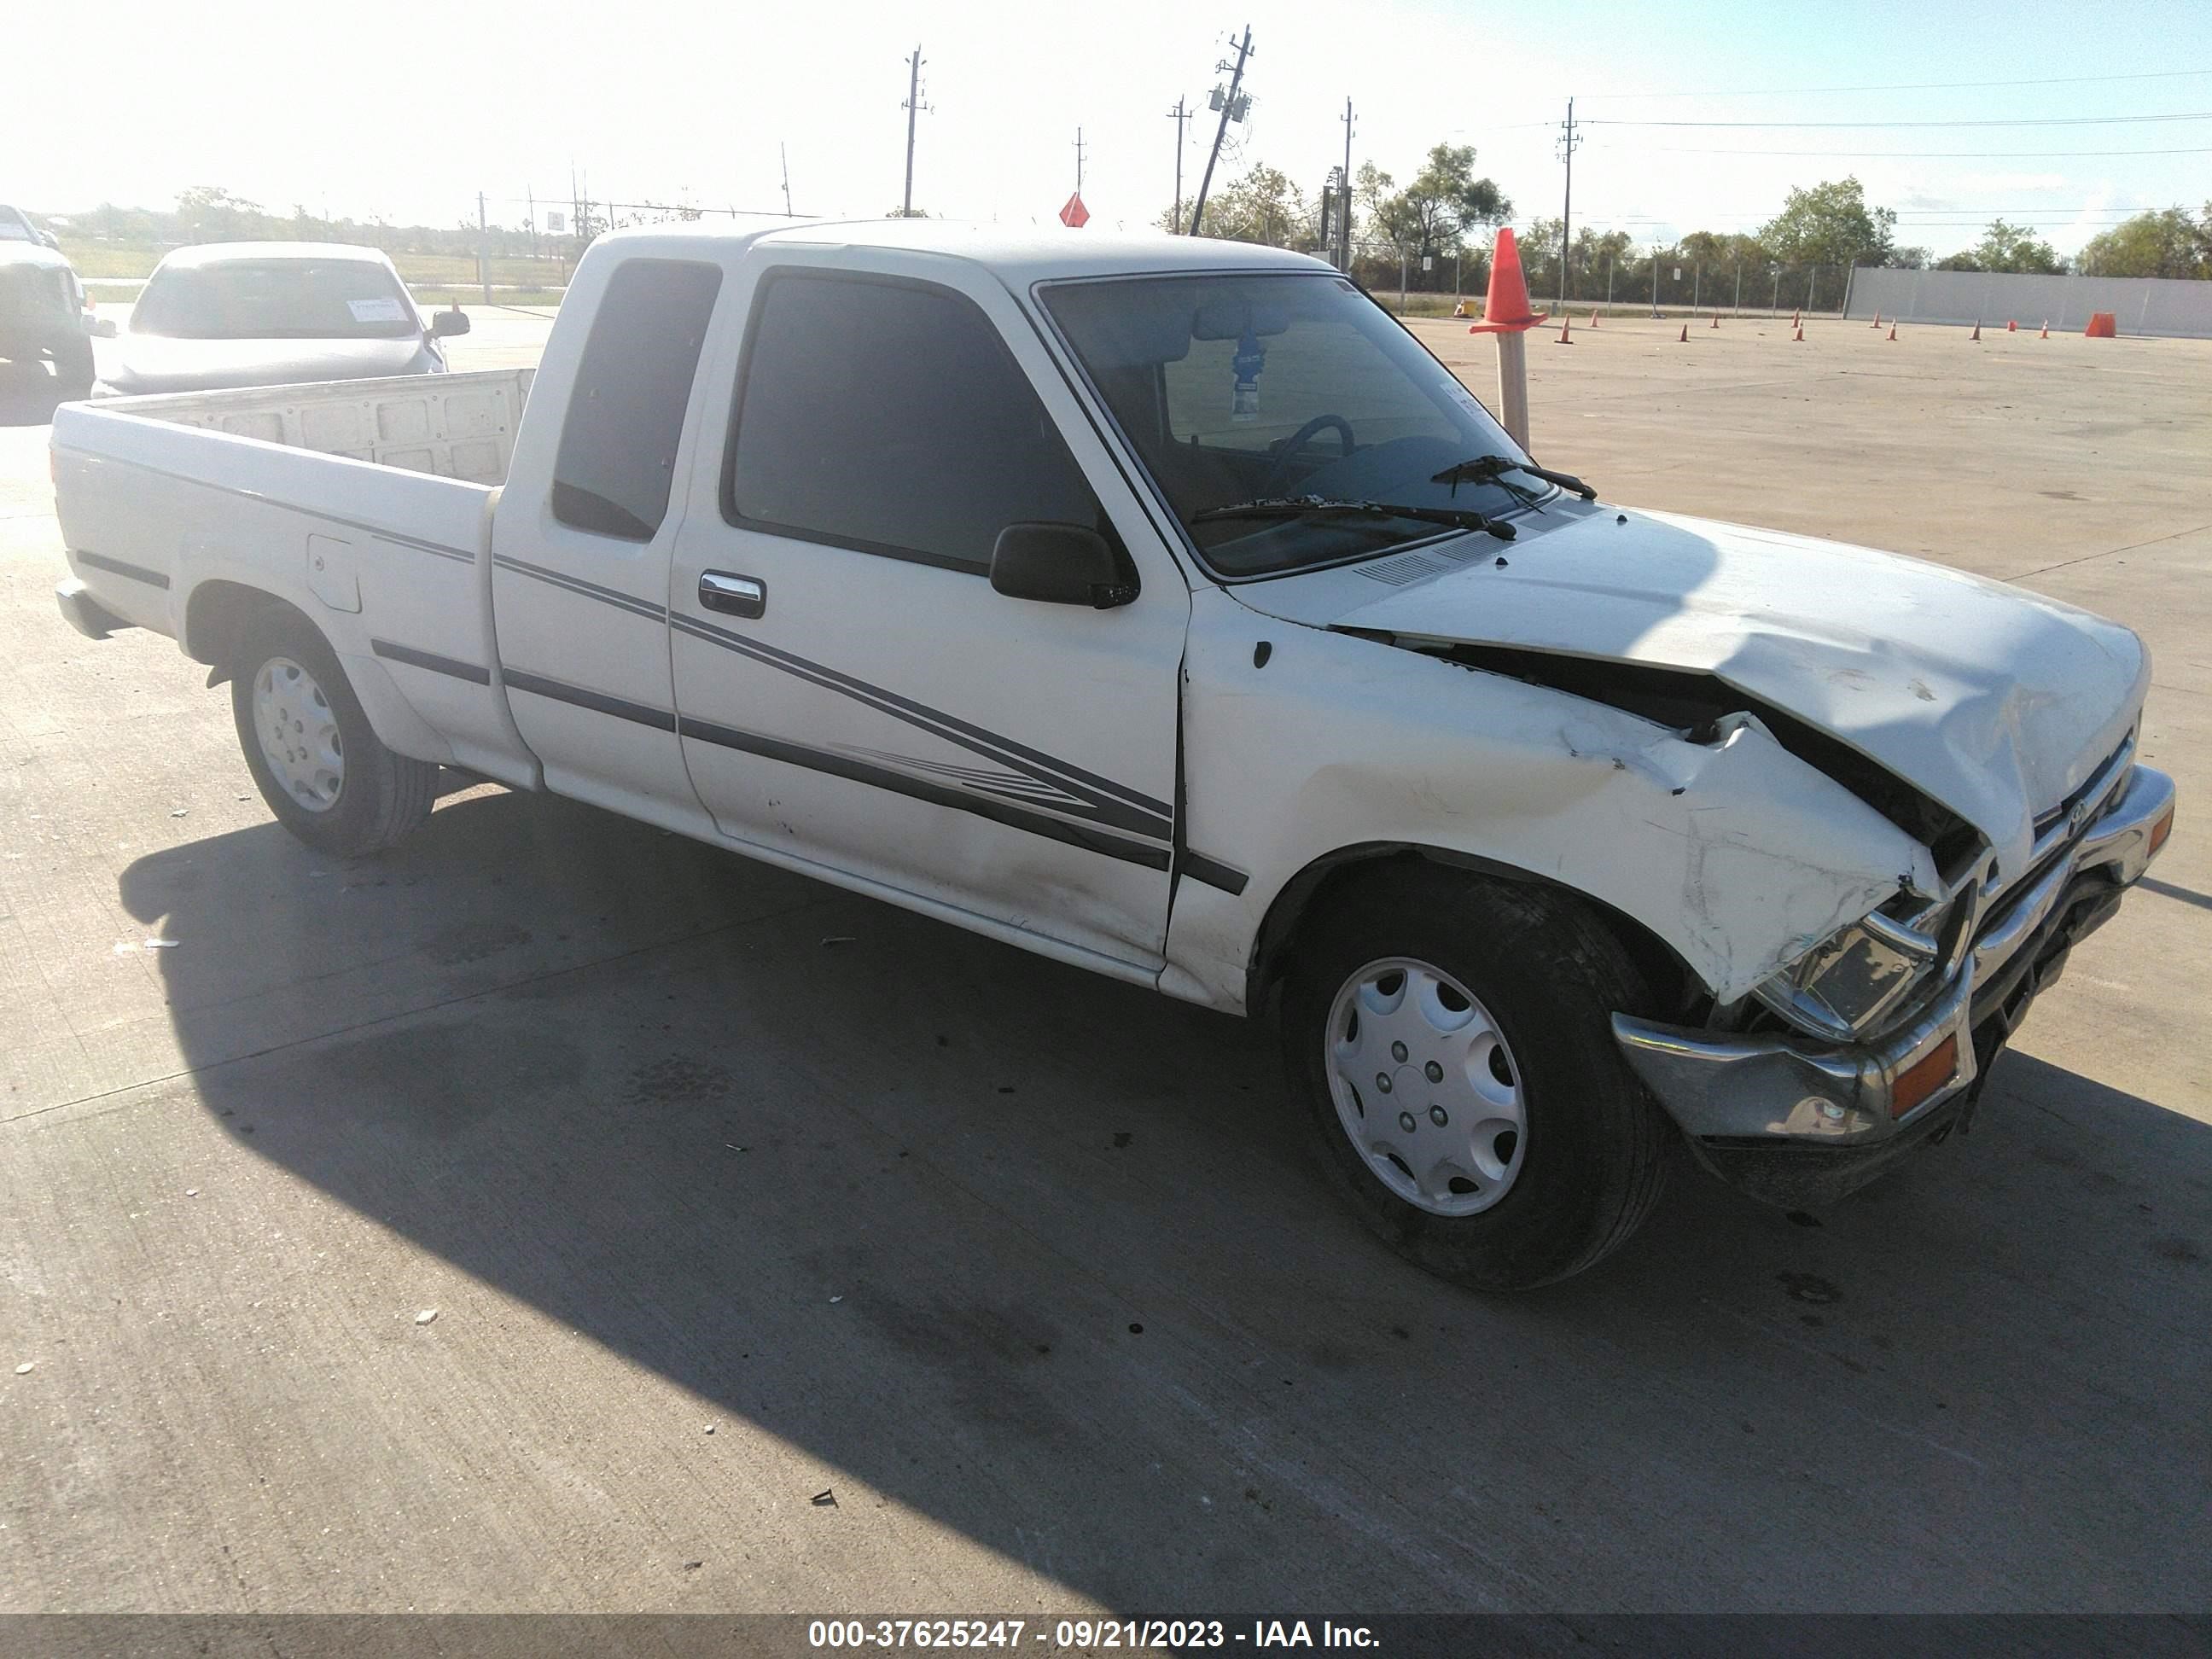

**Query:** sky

left=9, top=0, right=2211, bottom=259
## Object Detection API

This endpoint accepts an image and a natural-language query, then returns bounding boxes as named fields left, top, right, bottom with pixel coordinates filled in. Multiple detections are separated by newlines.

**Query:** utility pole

left=477, top=190, right=491, bottom=306
left=1650, top=242, right=1662, bottom=317
left=1339, top=96, right=1354, bottom=271
left=1556, top=97, right=1580, bottom=311
left=1166, top=97, right=1188, bottom=230
left=1188, top=25, right=1254, bottom=237
left=902, top=45, right=928, bottom=217
left=781, top=143, right=794, bottom=218
left=1073, top=126, right=1086, bottom=194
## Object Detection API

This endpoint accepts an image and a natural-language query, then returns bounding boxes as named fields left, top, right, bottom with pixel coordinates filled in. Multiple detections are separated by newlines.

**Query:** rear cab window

left=552, top=259, right=725, bottom=541
left=721, top=270, right=1113, bottom=573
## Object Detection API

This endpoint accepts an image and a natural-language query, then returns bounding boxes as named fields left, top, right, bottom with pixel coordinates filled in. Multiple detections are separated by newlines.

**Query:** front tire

left=1280, top=864, right=1673, bottom=1291
left=230, top=608, right=436, bottom=859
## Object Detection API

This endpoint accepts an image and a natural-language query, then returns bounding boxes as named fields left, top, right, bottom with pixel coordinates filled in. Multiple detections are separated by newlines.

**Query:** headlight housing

left=1753, top=902, right=1950, bottom=1041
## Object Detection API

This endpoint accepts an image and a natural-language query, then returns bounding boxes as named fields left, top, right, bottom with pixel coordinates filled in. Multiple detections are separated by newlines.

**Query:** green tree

left=1386, top=143, right=1511, bottom=261
left=1969, top=218, right=2063, bottom=274
left=174, top=185, right=272, bottom=240
left=2075, top=206, right=2211, bottom=278
left=1760, top=177, right=1897, bottom=270
left=1176, top=163, right=1312, bottom=247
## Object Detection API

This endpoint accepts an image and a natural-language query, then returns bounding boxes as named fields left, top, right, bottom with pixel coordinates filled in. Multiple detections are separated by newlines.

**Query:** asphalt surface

left=2, top=307, right=2207, bottom=1617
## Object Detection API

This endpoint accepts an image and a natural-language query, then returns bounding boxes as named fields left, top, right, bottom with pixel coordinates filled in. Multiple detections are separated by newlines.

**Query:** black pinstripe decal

left=370, top=639, right=490, bottom=684
left=493, top=551, right=1173, bottom=841
left=73, top=550, right=171, bottom=589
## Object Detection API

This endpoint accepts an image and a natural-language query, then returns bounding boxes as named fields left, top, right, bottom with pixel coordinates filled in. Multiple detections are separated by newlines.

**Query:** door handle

left=698, top=570, right=766, bottom=620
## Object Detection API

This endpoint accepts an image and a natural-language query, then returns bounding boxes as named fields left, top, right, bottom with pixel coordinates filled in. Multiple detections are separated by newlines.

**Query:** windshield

left=131, top=259, right=420, bottom=341
left=1042, top=271, right=1536, bottom=577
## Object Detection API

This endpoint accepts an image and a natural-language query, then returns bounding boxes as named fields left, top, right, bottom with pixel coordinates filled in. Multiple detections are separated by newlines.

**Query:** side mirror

left=989, top=522, right=1135, bottom=608
left=89, top=317, right=118, bottom=339
left=430, top=307, right=472, bottom=338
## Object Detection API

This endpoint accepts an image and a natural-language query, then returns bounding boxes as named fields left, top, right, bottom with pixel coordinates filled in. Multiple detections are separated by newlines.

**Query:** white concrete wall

left=1845, top=267, right=2212, bottom=337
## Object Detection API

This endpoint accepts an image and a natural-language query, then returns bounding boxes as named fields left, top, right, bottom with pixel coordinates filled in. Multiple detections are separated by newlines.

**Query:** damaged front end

left=1375, top=635, right=2176, bottom=1208
left=1615, top=743, right=2174, bottom=1207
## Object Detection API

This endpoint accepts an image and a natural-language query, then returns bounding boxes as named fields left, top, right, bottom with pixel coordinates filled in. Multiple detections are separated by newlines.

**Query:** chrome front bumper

left=1611, top=763, right=2174, bottom=1198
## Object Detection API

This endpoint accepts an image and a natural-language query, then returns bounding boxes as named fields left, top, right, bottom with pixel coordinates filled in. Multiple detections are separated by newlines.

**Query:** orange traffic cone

left=1970, top=320, right=1982, bottom=341
left=1467, top=228, right=1547, bottom=336
left=2007, top=319, right=2017, bottom=332
left=1589, top=309, right=1599, bottom=329
left=1452, top=298, right=1468, bottom=318
left=1792, top=309, right=1801, bottom=329
left=1887, top=321, right=1897, bottom=341
left=2040, top=320, right=2049, bottom=338
left=1678, top=322, right=1689, bottom=343
left=1871, top=311, right=1881, bottom=329
left=1793, top=323, right=1805, bottom=341
left=1557, top=317, right=1573, bottom=345
left=1710, top=312, right=1720, bottom=329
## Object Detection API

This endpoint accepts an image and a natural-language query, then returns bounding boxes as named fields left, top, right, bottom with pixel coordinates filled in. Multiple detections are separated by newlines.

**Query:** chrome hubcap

left=252, top=656, right=344, bottom=812
left=1324, top=957, right=1527, bottom=1215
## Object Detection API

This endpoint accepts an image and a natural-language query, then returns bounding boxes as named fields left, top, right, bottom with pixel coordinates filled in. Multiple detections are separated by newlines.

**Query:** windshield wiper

left=1431, top=454, right=1597, bottom=500
left=1190, top=496, right=1516, bottom=541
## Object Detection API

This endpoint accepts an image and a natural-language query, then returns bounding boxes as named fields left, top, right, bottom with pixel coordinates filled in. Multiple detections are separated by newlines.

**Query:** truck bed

left=50, top=370, right=542, bottom=789
left=75, top=368, right=535, bottom=484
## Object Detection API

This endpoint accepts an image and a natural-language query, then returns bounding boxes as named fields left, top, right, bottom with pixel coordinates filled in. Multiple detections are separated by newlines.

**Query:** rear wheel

left=1279, top=865, right=1674, bottom=1290
left=230, top=609, right=436, bottom=858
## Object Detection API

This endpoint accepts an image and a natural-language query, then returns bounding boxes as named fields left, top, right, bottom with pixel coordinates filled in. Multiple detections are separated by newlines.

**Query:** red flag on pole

left=1058, top=193, right=1090, bottom=229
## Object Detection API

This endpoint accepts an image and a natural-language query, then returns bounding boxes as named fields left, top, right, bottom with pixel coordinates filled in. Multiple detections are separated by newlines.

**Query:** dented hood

left=1230, top=506, right=2148, bottom=884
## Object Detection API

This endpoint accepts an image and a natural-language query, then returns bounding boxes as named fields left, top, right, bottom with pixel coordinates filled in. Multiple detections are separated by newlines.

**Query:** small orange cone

left=2007, top=319, right=2017, bottom=332
left=2040, top=320, right=2049, bottom=338
left=1710, top=312, right=1720, bottom=329
left=1452, top=299, right=1468, bottom=318
left=1678, top=322, right=1689, bottom=343
left=1557, top=317, right=1573, bottom=344
left=1871, top=311, right=1882, bottom=329
left=1589, top=309, right=1598, bottom=329
left=1793, top=323, right=1805, bottom=341
left=1970, top=320, right=1982, bottom=341
left=1887, top=321, right=1897, bottom=341
left=2085, top=311, right=2117, bottom=338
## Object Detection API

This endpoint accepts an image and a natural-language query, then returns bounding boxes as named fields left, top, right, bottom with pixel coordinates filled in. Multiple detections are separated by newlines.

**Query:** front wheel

left=230, top=608, right=437, bottom=859
left=1279, top=865, right=1673, bottom=1291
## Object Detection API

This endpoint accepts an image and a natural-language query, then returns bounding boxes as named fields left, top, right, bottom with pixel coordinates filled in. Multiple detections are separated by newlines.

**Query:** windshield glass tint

left=131, top=259, right=419, bottom=341
left=1043, top=272, right=1531, bottom=576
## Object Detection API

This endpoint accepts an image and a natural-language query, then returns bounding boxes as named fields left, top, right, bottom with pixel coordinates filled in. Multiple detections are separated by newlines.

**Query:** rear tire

left=1279, top=864, right=1673, bottom=1291
left=230, top=608, right=436, bottom=859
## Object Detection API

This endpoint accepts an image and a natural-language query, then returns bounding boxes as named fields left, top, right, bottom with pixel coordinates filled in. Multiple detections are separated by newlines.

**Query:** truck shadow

left=0, top=371, right=67, bottom=428
left=118, top=789, right=2212, bottom=1609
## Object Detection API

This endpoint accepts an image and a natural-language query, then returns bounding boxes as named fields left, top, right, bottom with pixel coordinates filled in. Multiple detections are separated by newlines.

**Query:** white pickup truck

left=51, top=221, right=2175, bottom=1289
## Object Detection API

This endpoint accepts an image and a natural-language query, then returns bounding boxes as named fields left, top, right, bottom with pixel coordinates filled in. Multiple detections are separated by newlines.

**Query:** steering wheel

left=1259, top=414, right=1357, bottom=497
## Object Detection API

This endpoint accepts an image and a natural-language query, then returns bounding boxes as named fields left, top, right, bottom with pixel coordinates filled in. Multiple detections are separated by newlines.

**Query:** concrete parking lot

left=2, top=306, right=2207, bottom=1617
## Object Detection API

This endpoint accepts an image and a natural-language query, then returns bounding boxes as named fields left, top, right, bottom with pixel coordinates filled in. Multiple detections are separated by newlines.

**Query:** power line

left=1585, top=67, right=2212, bottom=101
left=1646, top=143, right=2212, bottom=158
left=1586, top=111, right=2212, bottom=129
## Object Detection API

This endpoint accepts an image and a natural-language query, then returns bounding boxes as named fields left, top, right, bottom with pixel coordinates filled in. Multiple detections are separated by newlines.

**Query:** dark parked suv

left=1, top=210, right=100, bottom=398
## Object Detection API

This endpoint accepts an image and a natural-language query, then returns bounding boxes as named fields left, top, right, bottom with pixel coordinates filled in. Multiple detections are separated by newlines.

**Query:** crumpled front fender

left=1161, top=591, right=1938, bottom=1013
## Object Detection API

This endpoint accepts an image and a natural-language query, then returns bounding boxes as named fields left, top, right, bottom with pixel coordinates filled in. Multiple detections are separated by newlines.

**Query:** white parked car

left=49, top=222, right=2174, bottom=1289
left=93, top=241, right=468, bottom=398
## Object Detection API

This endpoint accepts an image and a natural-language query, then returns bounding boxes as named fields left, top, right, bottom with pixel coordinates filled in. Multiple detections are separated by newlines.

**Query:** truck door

left=667, top=253, right=1189, bottom=972
left=489, top=254, right=724, bottom=834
